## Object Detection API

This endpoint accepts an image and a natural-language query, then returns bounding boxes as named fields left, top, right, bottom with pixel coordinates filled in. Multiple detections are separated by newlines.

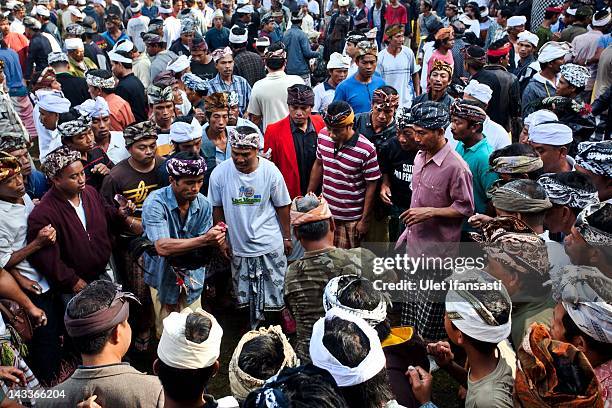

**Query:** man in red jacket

left=27, top=146, right=142, bottom=303
left=264, top=84, right=325, bottom=199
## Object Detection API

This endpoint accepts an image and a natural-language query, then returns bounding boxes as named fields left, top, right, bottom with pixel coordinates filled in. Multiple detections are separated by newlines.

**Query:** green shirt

left=511, top=296, right=555, bottom=347
left=535, top=26, right=552, bottom=51
left=456, top=137, right=499, bottom=214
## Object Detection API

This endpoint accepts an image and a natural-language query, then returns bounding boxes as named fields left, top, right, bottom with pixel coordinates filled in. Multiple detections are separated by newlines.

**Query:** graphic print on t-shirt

left=232, top=186, right=262, bottom=205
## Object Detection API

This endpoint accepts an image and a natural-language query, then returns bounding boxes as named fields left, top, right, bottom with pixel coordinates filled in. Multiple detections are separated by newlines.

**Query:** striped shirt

left=316, top=129, right=381, bottom=221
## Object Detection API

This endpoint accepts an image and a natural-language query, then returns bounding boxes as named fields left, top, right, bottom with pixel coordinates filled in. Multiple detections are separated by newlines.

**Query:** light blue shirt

left=142, top=186, right=213, bottom=305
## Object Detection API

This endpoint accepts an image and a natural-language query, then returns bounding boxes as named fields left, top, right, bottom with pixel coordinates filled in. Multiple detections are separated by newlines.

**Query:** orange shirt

left=103, top=93, right=136, bottom=131
left=4, top=32, right=29, bottom=75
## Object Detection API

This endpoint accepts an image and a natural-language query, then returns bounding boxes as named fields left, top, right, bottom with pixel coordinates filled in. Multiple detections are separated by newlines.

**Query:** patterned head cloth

left=463, top=45, right=487, bottom=65
left=227, top=91, right=239, bottom=107
left=557, top=265, right=612, bottom=343
left=575, top=203, right=612, bottom=247
left=0, top=135, right=28, bottom=153
left=190, top=34, right=207, bottom=51
left=355, top=40, right=377, bottom=58
left=286, top=84, right=315, bottom=107
left=180, top=17, right=196, bottom=33
left=142, top=32, right=164, bottom=44
left=323, top=103, right=354, bottom=128
left=575, top=141, right=612, bottom=178
left=385, top=24, right=403, bottom=38
left=264, top=45, right=287, bottom=60
left=166, top=155, right=207, bottom=177
left=490, top=179, right=553, bottom=213
left=181, top=73, right=208, bottom=92
left=34, top=67, right=57, bottom=90
left=471, top=216, right=550, bottom=276
left=77, top=96, right=110, bottom=118
left=537, top=174, right=599, bottom=209
left=57, top=113, right=92, bottom=138
left=395, top=106, right=412, bottom=129
left=410, top=101, right=450, bottom=130
left=153, top=70, right=178, bottom=88
left=204, top=92, right=229, bottom=113
left=228, top=127, right=260, bottom=149
left=47, top=51, right=69, bottom=65
left=41, top=145, right=81, bottom=179
left=429, top=59, right=453, bottom=77
left=346, top=31, right=367, bottom=45
left=290, top=193, right=332, bottom=226
left=228, top=326, right=299, bottom=402
left=450, top=99, right=486, bottom=124
left=147, top=84, right=174, bottom=105
left=211, top=46, right=232, bottom=63
left=85, top=71, right=116, bottom=89
left=65, top=23, right=85, bottom=36
left=123, top=121, right=158, bottom=146
left=560, top=64, right=590, bottom=88
left=490, top=155, right=544, bottom=174
left=372, top=87, right=399, bottom=110
left=0, top=151, right=21, bottom=183
left=434, top=26, right=454, bottom=40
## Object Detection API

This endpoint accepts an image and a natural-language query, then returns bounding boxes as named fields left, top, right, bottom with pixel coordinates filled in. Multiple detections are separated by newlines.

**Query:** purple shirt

left=397, top=141, right=474, bottom=257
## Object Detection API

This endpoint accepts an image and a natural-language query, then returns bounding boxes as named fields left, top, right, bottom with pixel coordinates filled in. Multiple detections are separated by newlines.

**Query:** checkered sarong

left=333, top=220, right=360, bottom=249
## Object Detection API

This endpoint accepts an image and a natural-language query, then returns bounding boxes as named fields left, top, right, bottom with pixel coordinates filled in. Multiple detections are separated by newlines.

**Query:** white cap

left=236, top=4, right=254, bottom=13
left=524, top=109, right=558, bottom=128
left=130, top=2, right=142, bottom=12
left=592, top=10, right=611, bottom=27
left=529, top=122, right=573, bottom=145
left=34, top=5, right=50, bottom=16
left=113, top=39, right=135, bottom=53
left=167, top=55, right=191, bottom=72
left=213, top=8, right=223, bottom=18
left=463, top=79, right=492, bottom=104
left=338, top=0, right=349, bottom=6
left=538, top=40, right=572, bottom=63
left=109, top=50, right=133, bottom=63
left=57, top=0, right=68, bottom=5
left=255, top=36, right=270, bottom=47
left=65, top=37, right=84, bottom=50
left=229, top=25, right=248, bottom=43
left=517, top=30, right=539, bottom=47
left=327, top=52, right=351, bottom=69
left=507, top=15, right=527, bottom=27
left=365, top=27, right=377, bottom=39
left=68, top=5, right=84, bottom=18
left=566, top=7, right=577, bottom=15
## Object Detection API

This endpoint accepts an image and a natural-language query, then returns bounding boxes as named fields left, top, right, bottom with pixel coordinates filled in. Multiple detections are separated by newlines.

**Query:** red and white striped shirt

left=316, top=129, right=381, bottom=221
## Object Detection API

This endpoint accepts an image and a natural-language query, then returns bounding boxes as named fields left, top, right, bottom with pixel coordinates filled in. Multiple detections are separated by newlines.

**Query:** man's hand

left=200, top=224, right=226, bottom=247
left=380, top=184, right=393, bottom=205
left=26, top=304, right=47, bottom=328
left=77, top=395, right=103, bottom=408
left=220, top=241, right=232, bottom=259
left=118, top=200, right=136, bottom=218
left=13, top=273, right=43, bottom=295
left=283, top=239, right=293, bottom=256
left=0, top=366, right=26, bottom=385
left=400, top=207, right=435, bottom=226
left=72, top=278, right=87, bottom=294
left=427, top=341, right=454, bottom=368
left=355, top=218, right=370, bottom=240
left=468, top=213, right=493, bottom=229
left=34, top=224, right=56, bottom=248
left=91, top=163, right=111, bottom=176
left=406, top=366, right=433, bottom=405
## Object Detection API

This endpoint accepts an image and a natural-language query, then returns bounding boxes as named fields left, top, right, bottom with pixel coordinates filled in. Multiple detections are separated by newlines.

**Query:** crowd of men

left=0, top=0, right=610, bottom=406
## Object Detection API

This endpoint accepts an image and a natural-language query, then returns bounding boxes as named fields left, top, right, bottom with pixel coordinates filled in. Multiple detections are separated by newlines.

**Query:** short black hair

left=326, top=100, right=352, bottom=116
left=544, top=10, right=560, bottom=19
left=238, top=334, right=285, bottom=381
left=487, top=37, right=510, bottom=64
left=66, top=280, right=119, bottom=354
left=562, top=310, right=612, bottom=361
left=499, top=7, right=513, bottom=19
left=322, top=317, right=393, bottom=408
left=489, top=143, right=544, bottom=180
left=294, top=195, right=330, bottom=241
left=586, top=204, right=612, bottom=264
left=157, top=312, right=216, bottom=402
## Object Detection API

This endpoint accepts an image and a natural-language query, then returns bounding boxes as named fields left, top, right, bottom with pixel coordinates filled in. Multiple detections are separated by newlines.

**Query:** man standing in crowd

left=334, top=41, right=386, bottom=114
left=528, top=121, right=574, bottom=173
left=207, top=47, right=251, bottom=116
left=49, top=51, right=90, bottom=107
left=65, top=37, right=98, bottom=78
left=282, top=11, right=319, bottom=86
left=247, top=44, right=304, bottom=130
left=312, top=52, right=349, bottom=113
left=142, top=152, right=226, bottom=336
left=376, top=24, right=420, bottom=108
left=229, top=25, right=265, bottom=87
left=189, top=34, right=217, bottom=80
left=413, top=60, right=453, bottom=105
left=308, top=101, right=381, bottom=248
left=87, top=69, right=136, bottom=132
left=208, top=126, right=292, bottom=329
left=110, top=40, right=148, bottom=122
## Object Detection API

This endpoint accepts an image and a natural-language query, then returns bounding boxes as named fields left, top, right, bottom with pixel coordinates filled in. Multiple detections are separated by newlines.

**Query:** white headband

left=157, top=307, right=223, bottom=369
left=169, top=117, right=202, bottom=143
left=323, top=275, right=388, bottom=326
left=310, top=307, right=386, bottom=387
left=167, top=55, right=191, bottom=73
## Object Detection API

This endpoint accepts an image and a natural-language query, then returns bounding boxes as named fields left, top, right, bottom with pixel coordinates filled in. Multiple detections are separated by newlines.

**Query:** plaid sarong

left=333, top=220, right=360, bottom=249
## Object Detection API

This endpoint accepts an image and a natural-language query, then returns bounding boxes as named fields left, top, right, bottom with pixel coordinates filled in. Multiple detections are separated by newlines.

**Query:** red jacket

left=264, top=115, right=326, bottom=198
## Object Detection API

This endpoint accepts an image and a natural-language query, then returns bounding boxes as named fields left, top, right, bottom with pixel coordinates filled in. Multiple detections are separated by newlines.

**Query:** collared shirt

left=446, top=116, right=511, bottom=152
left=316, top=129, right=381, bottom=221
left=354, top=111, right=397, bottom=153
left=455, top=138, right=499, bottom=214
left=398, top=141, right=474, bottom=257
left=333, top=73, right=387, bottom=114
left=233, top=48, right=266, bottom=87
left=522, top=72, right=557, bottom=117
left=207, top=73, right=252, bottom=115
left=142, top=186, right=213, bottom=305
left=0, top=194, right=50, bottom=293
left=290, top=118, right=318, bottom=196
left=247, top=70, right=305, bottom=129
left=313, top=80, right=336, bottom=113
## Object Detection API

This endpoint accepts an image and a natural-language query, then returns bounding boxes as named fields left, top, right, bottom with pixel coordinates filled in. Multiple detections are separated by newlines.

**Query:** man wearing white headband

left=312, top=52, right=349, bottom=113
left=528, top=120, right=574, bottom=173
left=111, top=40, right=148, bottom=122
left=86, top=69, right=137, bottom=132
left=522, top=41, right=571, bottom=117
left=310, top=307, right=403, bottom=408
left=66, top=37, right=98, bottom=78
left=228, top=25, right=266, bottom=87
left=154, top=308, right=235, bottom=407
left=205, top=8, right=230, bottom=51
left=514, top=31, right=539, bottom=87
left=550, top=265, right=612, bottom=402
left=126, top=2, right=150, bottom=53
left=445, top=79, right=510, bottom=151
left=429, top=271, right=514, bottom=408
left=560, top=5, right=593, bottom=43
left=35, top=90, right=71, bottom=160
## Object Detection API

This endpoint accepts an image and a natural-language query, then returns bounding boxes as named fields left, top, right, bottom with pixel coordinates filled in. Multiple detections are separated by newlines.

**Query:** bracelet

left=128, top=218, right=136, bottom=230
left=283, top=238, right=291, bottom=241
